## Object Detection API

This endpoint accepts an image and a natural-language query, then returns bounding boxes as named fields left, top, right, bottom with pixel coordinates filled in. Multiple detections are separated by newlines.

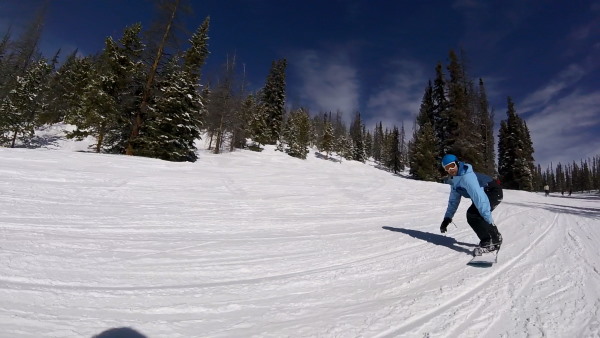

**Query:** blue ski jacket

left=444, top=162, right=495, bottom=224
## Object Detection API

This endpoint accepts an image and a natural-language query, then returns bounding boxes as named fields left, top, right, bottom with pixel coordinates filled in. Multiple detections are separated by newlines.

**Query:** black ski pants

left=466, top=180, right=503, bottom=242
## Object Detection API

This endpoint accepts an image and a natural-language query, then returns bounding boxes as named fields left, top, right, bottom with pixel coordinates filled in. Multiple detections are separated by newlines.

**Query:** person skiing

left=439, top=154, right=503, bottom=254
left=544, top=184, right=550, bottom=197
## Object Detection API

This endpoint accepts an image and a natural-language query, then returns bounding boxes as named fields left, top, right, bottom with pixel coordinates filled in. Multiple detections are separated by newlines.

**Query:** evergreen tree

left=565, top=164, right=572, bottom=193
left=521, top=119, right=536, bottom=188
left=127, top=0, right=184, bottom=156
left=338, top=134, right=354, bottom=161
left=476, top=78, right=496, bottom=176
left=248, top=95, right=270, bottom=150
left=42, top=52, right=92, bottom=124
left=105, top=13, right=209, bottom=160
left=419, top=81, right=435, bottom=126
left=572, top=161, right=581, bottom=192
left=105, top=24, right=146, bottom=154
left=533, top=164, right=543, bottom=191
left=386, top=126, right=402, bottom=174
left=0, top=10, right=46, bottom=144
left=445, top=50, right=481, bottom=166
left=409, top=121, right=439, bottom=181
left=281, top=108, right=310, bottom=159
left=182, top=17, right=210, bottom=82
left=372, top=121, right=384, bottom=163
left=555, top=163, right=564, bottom=193
left=64, top=57, right=119, bottom=153
left=380, top=128, right=391, bottom=168
left=309, top=114, right=324, bottom=149
left=260, top=59, right=287, bottom=144
left=67, top=24, right=145, bottom=154
left=349, top=112, right=366, bottom=162
left=546, top=164, right=556, bottom=191
left=409, top=50, right=497, bottom=182
left=138, top=57, right=204, bottom=161
left=0, top=30, right=14, bottom=100
left=399, top=121, right=408, bottom=170
left=409, top=82, right=440, bottom=180
left=572, top=161, right=581, bottom=191
left=592, top=155, right=600, bottom=192
left=234, top=93, right=258, bottom=150
left=582, top=160, right=593, bottom=192
left=497, top=97, right=535, bottom=190
left=432, top=62, right=448, bottom=157
left=0, top=59, right=51, bottom=147
left=321, top=114, right=334, bottom=159
left=364, top=126, right=373, bottom=160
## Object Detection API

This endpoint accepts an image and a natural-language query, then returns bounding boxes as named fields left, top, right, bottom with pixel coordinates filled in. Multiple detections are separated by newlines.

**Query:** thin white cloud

left=525, top=90, right=600, bottom=168
left=569, top=20, right=599, bottom=41
left=511, top=9, right=600, bottom=168
left=520, top=63, right=586, bottom=112
left=289, top=50, right=360, bottom=117
left=365, top=59, right=425, bottom=130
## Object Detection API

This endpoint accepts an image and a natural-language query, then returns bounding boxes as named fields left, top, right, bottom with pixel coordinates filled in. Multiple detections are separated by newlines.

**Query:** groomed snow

left=1, top=137, right=599, bottom=337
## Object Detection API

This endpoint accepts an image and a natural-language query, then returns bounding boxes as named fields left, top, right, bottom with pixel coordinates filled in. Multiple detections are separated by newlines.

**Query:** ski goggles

left=444, top=162, right=457, bottom=172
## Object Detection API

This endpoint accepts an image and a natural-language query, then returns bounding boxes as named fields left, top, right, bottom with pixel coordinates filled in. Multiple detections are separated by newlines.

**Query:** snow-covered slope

left=1, top=139, right=599, bottom=337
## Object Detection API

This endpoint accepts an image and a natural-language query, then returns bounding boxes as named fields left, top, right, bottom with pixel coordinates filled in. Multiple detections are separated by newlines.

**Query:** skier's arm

left=464, top=172, right=493, bottom=224
left=444, top=188, right=461, bottom=220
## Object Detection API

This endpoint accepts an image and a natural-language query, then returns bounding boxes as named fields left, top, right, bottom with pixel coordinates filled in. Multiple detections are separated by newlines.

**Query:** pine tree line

left=0, top=8, right=51, bottom=148
left=1, top=3, right=210, bottom=162
left=408, top=50, right=496, bottom=181
left=277, top=108, right=408, bottom=173
left=0, top=2, right=290, bottom=162
left=204, top=56, right=287, bottom=155
left=0, top=7, right=407, bottom=168
left=534, top=155, right=600, bottom=194
left=408, top=50, right=536, bottom=191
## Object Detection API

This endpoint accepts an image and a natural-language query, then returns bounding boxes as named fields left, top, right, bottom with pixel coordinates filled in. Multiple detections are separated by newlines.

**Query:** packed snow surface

left=1, top=142, right=599, bottom=337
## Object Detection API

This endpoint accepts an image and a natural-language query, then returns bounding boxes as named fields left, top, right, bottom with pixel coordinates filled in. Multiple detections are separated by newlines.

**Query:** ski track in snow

left=0, top=146, right=599, bottom=338
left=376, top=213, right=561, bottom=338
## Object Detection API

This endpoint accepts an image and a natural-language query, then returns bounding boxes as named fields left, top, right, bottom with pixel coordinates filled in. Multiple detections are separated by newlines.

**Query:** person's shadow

left=382, top=226, right=476, bottom=255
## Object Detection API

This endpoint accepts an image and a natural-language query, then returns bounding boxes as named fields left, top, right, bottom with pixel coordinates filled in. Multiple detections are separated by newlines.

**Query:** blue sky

left=1, top=0, right=599, bottom=169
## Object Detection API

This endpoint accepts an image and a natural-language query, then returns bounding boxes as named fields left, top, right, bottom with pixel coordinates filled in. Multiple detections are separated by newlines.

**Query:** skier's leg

left=466, top=203, right=492, bottom=244
left=484, top=181, right=503, bottom=246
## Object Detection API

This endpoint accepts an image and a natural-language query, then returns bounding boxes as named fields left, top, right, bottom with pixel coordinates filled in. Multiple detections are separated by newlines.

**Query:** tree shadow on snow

left=314, top=151, right=341, bottom=163
left=502, top=201, right=600, bottom=220
left=14, top=134, right=62, bottom=149
left=382, top=226, right=476, bottom=256
left=554, top=193, right=600, bottom=201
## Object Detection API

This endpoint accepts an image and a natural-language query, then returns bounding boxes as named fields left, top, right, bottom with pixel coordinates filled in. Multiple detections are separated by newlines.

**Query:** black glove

left=440, top=217, right=452, bottom=233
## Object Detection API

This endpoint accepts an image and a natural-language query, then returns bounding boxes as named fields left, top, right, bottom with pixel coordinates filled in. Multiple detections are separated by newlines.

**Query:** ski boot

left=490, top=227, right=503, bottom=251
left=473, top=239, right=497, bottom=256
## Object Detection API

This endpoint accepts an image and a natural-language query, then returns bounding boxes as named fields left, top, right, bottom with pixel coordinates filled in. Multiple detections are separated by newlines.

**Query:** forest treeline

left=1, top=2, right=598, bottom=193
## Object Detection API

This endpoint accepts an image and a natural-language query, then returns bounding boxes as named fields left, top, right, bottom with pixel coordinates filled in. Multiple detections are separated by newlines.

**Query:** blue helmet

left=441, top=154, right=458, bottom=167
